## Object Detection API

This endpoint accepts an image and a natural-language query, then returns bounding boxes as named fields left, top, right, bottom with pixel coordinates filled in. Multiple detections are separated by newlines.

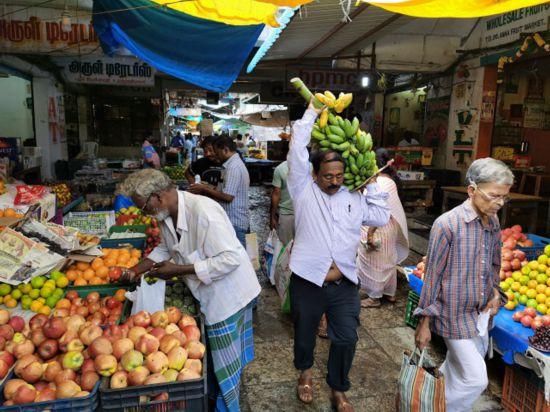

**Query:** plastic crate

left=518, top=234, right=550, bottom=261
left=0, top=370, right=100, bottom=411
left=501, top=365, right=550, bottom=412
left=65, top=285, right=134, bottom=325
left=100, top=225, right=147, bottom=250
left=63, top=211, right=116, bottom=237
left=99, top=316, right=207, bottom=411
left=405, top=291, right=420, bottom=329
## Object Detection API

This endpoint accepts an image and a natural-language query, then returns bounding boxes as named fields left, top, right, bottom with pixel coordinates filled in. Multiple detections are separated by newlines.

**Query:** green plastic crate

left=65, top=285, right=134, bottom=325
left=405, top=291, right=420, bottom=329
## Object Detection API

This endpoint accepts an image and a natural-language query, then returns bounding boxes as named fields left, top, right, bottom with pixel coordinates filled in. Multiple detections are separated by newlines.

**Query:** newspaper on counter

left=0, top=228, right=64, bottom=285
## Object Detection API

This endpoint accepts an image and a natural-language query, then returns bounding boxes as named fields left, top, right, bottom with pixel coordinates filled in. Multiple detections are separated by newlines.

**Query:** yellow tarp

left=362, top=0, right=549, bottom=18
left=152, top=0, right=313, bottom=27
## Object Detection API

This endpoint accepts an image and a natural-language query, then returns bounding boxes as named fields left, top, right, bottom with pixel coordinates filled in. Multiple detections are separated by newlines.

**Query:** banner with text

left=62, top=56, right=156, bottom=86
left=481, top=4, right=550, bottom=48
left=0, top=6, right=99, bottom=55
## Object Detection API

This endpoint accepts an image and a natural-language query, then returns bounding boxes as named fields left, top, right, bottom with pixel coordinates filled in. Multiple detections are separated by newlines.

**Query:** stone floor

left=241, top=186, right=505, bottom=412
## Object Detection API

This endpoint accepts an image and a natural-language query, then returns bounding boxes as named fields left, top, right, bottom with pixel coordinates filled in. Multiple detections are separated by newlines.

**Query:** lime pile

left=0, top=270, right=69, bottom=315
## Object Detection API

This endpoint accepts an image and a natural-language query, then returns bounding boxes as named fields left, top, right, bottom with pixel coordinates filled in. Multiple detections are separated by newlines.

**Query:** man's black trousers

left=290, top=273, right=360, bottom=392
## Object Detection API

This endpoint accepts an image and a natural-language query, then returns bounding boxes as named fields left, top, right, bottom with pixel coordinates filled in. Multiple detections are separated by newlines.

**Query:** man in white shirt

left=119, top=168, right=260, bottom=412
left=288, top=102, right=390, bottom=412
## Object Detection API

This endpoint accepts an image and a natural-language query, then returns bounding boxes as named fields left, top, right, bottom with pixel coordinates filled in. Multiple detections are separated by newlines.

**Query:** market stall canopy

left=361, top=0, right=548, bottom=18
left=151, top=0, right=313, bottom=27
left=242, top=110, right=289, bottom=127
left=93, top=0, right=265, bottom=91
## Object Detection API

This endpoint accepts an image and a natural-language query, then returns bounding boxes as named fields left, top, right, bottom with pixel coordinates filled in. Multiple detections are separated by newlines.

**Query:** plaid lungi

left=206, top=302, right=255, bottom=412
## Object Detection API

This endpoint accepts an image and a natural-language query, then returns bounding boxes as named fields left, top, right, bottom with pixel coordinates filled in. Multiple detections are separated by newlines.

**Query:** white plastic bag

left=128, top=277, right=166, bottom=315
left=262, top=229, right=283, bottom=285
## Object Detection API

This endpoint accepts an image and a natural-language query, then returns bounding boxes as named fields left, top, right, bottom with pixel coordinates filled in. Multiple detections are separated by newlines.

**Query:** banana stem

left=290, top=77, right=324, bottom=109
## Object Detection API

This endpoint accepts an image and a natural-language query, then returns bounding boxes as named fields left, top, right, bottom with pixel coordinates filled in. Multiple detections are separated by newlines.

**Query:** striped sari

left=206, top=302, right=254, bottom=412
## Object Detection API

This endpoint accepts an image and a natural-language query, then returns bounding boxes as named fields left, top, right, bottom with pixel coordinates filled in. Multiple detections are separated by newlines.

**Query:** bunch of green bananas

left=311, top=111, right=377, bottom=191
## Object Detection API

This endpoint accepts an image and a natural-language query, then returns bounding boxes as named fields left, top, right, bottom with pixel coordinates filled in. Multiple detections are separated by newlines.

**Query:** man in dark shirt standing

left=185, top=136, right=223, bottom=186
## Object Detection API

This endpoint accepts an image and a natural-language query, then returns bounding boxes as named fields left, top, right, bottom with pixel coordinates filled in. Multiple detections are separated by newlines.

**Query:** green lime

left=31, top=276, right=45, bottom=289
left=0, top=284, right=11, bottom=297
left=19, top=283, right=32, bottom=294
left=40, top=287, right=53, bottom=299
left=49, top=271, right=63, bottom=281
left=45, top=296, right=57, bottom=308
left=56, top=276, right=69, bottom=289
left=29, top=289, right=40, bottom=299
left=44, top=280, right=56, bottom=289
left=53, top=288, right=64, bottom=298
left=11, top=290, right=22, bottom=300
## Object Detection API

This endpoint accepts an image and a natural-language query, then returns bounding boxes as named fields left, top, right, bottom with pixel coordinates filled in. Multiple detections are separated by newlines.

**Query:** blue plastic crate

left=519, top=234, right=550, bottom=261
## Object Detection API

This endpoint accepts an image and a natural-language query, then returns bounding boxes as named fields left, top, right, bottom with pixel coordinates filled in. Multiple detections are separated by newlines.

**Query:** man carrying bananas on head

left=287, top=100, right=389, bottom=412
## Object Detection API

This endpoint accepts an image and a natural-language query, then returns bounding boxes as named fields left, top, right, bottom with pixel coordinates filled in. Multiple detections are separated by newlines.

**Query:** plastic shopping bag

left=274, top=240, right=293, bottom=314
left=128, top=277, right=166, bottom=315
left=246, top=232, right=260, bottom=271
left=262, top=229, right=283, bottom=285
left=397, top=348, right=446, bottom=412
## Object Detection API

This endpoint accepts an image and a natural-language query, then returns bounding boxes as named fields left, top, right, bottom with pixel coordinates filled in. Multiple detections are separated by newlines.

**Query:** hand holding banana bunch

left=290, top=78, right=378, bottom=191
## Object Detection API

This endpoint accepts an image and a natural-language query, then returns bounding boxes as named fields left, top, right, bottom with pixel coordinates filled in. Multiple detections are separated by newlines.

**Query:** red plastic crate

left=502, top=365, right=550, bottom=412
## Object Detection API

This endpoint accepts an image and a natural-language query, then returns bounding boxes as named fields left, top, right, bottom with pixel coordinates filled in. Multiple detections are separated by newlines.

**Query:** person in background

left=119, top=169, right=260, bottom=412
left=270, top=159, right=294, bottom=245
left=188, top=136, right=250, bottom=248
left=184, top=134, right=195, bottom=163
left=288, top=102, right=389, bottom=412
left=357, top=148, right=409, bottom=308
left=170, top=132, right=185, bottom=149
left=142, top=134, right=160, bottom=169
left=415, top=158, right=513, bottom=412
left=185, top=136, right=223, bottom=187
left=397, top=131, right=420, bottom=147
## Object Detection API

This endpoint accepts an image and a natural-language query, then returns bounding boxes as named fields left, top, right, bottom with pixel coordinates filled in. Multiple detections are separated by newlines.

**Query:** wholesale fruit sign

left=62, top=56, right=156, bottom=87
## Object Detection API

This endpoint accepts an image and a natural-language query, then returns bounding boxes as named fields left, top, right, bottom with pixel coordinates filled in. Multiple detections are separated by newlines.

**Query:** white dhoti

left=441, top=333, right=489, bottom=412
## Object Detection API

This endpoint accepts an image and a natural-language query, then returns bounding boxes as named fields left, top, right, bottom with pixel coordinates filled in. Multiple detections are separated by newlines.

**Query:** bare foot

left=361, top=297, right=381, bottom=308
left=297, top=370, right=313, bottom=404
left=331, top=390, right=354, bottom=412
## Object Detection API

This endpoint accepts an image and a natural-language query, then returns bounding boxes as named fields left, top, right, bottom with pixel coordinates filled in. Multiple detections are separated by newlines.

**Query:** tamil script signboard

left=0, top=6, right=99, bottom=55
left=62, top=56, right=156, bottom=86
left=286, top=67, right=368, bottom=92
left=481, top=4, right=550, bottom=48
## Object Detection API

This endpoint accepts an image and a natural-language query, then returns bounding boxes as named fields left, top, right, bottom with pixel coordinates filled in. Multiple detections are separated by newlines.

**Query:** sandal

left=297, top=375, right=314, bottom=404
left=361, top=298, right=381, bottom=308
left=331, top=393, right=354, bottom=412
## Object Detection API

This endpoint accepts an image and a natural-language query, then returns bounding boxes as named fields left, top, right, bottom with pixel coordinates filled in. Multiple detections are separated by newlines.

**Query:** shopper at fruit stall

left=287, top=101, right=389, bottom=412
left=119, top=168, right=260, bottom=412
left=184, top=133, right=195, bottom=163
left=170, top=131, right=185, bottom=149
left=357, top=148, right=409, bottom=308
left=187, top=135, right=250, bottom=248
left=184, top=136, right=223, bottom=187
left=414, top=157, right=513, bottom=412
left=142, top=134, right=161, bottom=169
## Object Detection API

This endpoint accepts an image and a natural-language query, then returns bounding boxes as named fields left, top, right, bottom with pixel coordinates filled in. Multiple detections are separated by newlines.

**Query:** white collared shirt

left=287, top=109, right=390, bottom=286
left=148, top=190, right=261, bottom=325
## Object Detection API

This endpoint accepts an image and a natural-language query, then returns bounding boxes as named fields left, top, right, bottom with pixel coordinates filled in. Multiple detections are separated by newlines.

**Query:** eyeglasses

left=140, top=193, right=155, bottom=213
left=473, top=185, right=510, bottom=204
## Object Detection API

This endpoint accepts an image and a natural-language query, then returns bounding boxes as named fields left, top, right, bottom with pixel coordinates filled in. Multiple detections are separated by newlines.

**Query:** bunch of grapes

left=529, top=325, right=550, bottom=351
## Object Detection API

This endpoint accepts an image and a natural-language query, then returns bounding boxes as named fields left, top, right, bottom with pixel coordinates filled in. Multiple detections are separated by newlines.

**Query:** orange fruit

left=4, top=208, right=16, bottom=218
left=115, top=289, right=126, bottom=302
left=101, top=248, right=111, bottom=257
left=104, top=258, right=117, bottom=268
left=55, top=298, right=71, bottom=310
left=127, top=257, right=139, bottom=268
left=109, top=249, right=120, bottom=259
left=90, top=277, right=103, bottom=285
left=131, top=249, right=141, bottom=259
left=74, top=278, right=87, bottom=286
left=117, top=254, right=129, bottom=265
left=0, top=210, right=4, bottom=218
left=76, top=262, right=90, bottom=271
left=83, top=269, right=95, bottom=281
left=91, top=258, right=104, bottom=271
left=5, top=299, right=17, bottom=308
left=68, top=264, right=78, bottom=271
left=75, top=270, right=84, bottom=278
left=39, top=306, right=51, bottom=316
left=66, top=270, right=78, bottom=282
left=96, top=266, right=109, bottom=279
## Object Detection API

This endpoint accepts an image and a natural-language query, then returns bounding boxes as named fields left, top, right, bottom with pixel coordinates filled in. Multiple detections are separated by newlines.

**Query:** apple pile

left=144, top=220, right=161, bottom=258
left=501, top=225, right=534, bottom=249
left=0, top=306, right=204, bottom=407
left=512, top=307, right=550, bottom=331
left=412, top=256, right=426, bottom=280
left=106, top=308, right=205, bottom=390
left=53, top=290, right=127, bottom=328
left=499, top=225, right=529, bottom=281
left=115, top=206, right=152, bottom=226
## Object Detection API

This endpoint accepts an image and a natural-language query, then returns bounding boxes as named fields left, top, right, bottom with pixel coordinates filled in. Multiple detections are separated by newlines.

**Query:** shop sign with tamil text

left=481, top=4, right=550, bottom=48
left=286, top=67, right=368, bottom=92
left=0, top=6, right=99, bottom=55
left=63, top=56, right=156, bottom=86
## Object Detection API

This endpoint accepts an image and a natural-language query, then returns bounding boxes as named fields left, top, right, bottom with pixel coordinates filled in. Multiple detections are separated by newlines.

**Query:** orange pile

left=0, top=208, right=24, bottom=219
left=65, top=247, right=141, bottom=286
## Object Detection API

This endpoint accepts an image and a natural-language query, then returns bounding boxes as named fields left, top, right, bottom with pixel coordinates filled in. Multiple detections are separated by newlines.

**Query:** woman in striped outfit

left=357, top=149, right=409, bottom=308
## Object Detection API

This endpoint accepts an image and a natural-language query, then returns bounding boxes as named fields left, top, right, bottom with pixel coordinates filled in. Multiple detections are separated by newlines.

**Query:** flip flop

left=297, top=376, right=314, bottom=404
left=361, top=298, right=381, bottom=308
left=331, top=394, right=354, bottom=412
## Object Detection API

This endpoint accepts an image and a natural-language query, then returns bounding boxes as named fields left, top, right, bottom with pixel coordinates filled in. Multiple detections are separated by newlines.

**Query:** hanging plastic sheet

left=93, top=0, right=264, bottom=92
left=362, top=0, right=549, bottom=18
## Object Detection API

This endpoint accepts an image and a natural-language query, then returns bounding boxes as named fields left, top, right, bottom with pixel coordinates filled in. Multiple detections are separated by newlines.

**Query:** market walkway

left=240, top=186, right=504, bottom=412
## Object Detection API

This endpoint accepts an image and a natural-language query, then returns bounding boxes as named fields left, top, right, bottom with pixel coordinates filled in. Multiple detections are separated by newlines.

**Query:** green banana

left=343, top=119, right=353, bottom=137
left=335, top=142, right=350, bottom=151
left=350, top=164, right=359, bottom=174
left=320, top=140, right=331, bottom=148
left=328, top=125, right=346, bottom=138
left=311, top=130, right=326, bottom=141
left=344, top=173, right=354, bottom=180
left=356, top=153, right=364, bottom=167
left=364, top=133, right=373, bottom=151
left=348, top=156, right=356, bottom=167
left=342, top=150, right=350, bottom=159
left=320, top=148, right=330, bottom=152
left=356, top=133, right=366, bottom=152
left=328, top=113, right=338, bottom=126
left=327, top=134, right=345, bottom=144
left=350, top=144, right=359, bottom=156
left=337, top=116, right=345, bottom=129
left=351, top=118, right=359, bottom=136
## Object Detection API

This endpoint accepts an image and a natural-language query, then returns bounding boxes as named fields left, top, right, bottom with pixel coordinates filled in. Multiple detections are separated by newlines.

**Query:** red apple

left=182, top=325, right=200, bottom=342
left=185, top=341, right=205, bottom=360
left=127, top=366, right=149, bottom=386
left=0, top=351, right=15, bottom=368
left=165, top=323, right=180, bottom=335
left=110, top=371, right=128, bottom=389
left=88, top=337, right=113, bottom=359
left=56, top=380, right=81, bottom=399
left=144, top=373, right=167, bottom=385
left=54, top=369, right=76, bottom=386
left=0, top=360, right=10, bottom=379
left=167, top=347, right=187, bottom=371
left=3, top=379, right=27, bottom=400
left=43, top=361, right=62, bottom=382
left=43, top=318, right=67, bottom=340
left=14, top=354, right=38, bottom=377
left=525, top=307, right=537, bottom=318
left=13, top=384, right=36, bottom=405
left=0, top=310, right=10, bottom=326
left=121, top=350, right=144, bottom=372
left=184, top=358, right=202, bottom=375
left=133, top=311, right=151, bottom=328
left=75, top=306, right=89, bottom=318
left=151, top=311, right=169, bottom=329
left=94, top=354, right=117, bottom=377
left=8, top=316, right=24, bottom=333
left=65, top=290, right=78, bottom=301
left=81, top=359, right=95, bottom=375
left=80, top=371, right=100, bottom=392
left=177, top=368, right=201, bottom=381
left=166, top=307, right=182, bottom=324
left=38, top=339, right=59, bottom=361
left=13, top=339, right=35, bottom=359
left=521, top=316, right=533, bottom=327
left=178, top=315, right=197, bottom=329
left=172, top=331, right=187, bottom=347
left=31, top=329, right=46, bottom=347
left=79, top=325, right=103, bottom=346
left=20, top=361, right=43, bottom=383
left=128, top=327, right=147, bottom=344
left=150, top=327, right=166, bottom=340
left=145, top=351, right=169, bottom=374
left=0, top=325, right=14, bottom=341
left=86, top=292, right=100, bottom=305
left=35, top=387, right=56, bottom=402
left=136, top=334, right=159, bottom=355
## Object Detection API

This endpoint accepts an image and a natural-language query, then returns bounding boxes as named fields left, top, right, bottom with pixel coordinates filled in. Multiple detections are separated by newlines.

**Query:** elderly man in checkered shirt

left=415, top=158, right=514, bottom=412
